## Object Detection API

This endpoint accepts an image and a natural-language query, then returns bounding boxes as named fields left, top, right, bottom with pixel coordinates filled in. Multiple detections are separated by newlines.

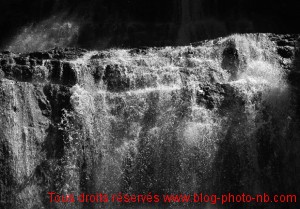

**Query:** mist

left=0, top=0, right=300, bottom=52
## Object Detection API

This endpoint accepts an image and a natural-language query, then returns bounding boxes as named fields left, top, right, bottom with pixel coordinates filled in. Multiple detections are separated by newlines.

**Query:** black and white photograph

left=0, top=0, right=299, bottom=209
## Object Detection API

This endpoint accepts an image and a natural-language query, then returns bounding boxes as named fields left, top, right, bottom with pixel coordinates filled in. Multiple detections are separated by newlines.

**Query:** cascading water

left=46, top=34, right=295, bottom=209
left=0, top=34, right=298, bottom=209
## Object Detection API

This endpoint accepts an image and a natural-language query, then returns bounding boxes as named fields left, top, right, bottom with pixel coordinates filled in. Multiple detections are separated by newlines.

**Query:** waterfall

left=0, top=34, right=298, bottom=209
left=59, top=34, right=293, bottom=208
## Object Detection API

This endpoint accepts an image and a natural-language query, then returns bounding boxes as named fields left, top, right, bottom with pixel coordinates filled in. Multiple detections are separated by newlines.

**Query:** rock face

left=0, top=34, right=299, bottom=209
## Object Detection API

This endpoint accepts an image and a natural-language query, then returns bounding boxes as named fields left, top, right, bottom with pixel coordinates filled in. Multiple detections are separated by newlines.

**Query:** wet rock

left=91, top=52, right=111, bottom=59
left=1, top=64, right=33, bottom=82
left=29, top=59, right=36, bottom=66
left=277, top=46, right=294, bottom=58
left=219, top=84, right=246, bottom=113
left=32, top=66, right=49, bottom=82
left=1, top=51, right=11, bottom=55
left=43, top=84, right=72, bottom=121
left=51, top=48, right=87, bottom=60
left=0, top=68, right=4, bottom=79
left=49, top=60, right=62, bottom=83
left=93, top=66, right=104, bottom=82
left=196, top=83, right=225, bottom=109
left=29, top=52, right=52, bottom=60
left=221, top=40, right=239, bottom=80
left=16, top=65, right=33, bottom=82
left=129, top=47, right=148, bottom=55
left=103, top=64, right=130, bottom=92
left=36, top=91, right=52, bottom=117
left=269, top=34, right=299, bottom=47
left=62, top=62, right=77, bottom=86
left=14, top=56, right=29, bottom=65
left=0, top=56, right=14, bottom=65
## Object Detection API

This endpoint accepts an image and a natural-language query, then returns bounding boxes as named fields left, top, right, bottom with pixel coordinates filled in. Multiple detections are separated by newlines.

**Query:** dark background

left=0, top=0, right=300, bottom=50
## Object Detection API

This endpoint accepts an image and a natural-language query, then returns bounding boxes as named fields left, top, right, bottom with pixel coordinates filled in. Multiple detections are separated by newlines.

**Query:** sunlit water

left=46, top=34, right=295, bottom=209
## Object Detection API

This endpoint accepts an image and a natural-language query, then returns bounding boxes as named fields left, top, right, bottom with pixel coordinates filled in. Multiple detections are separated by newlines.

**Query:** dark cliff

left=0, top=34, right=299, bottom=209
